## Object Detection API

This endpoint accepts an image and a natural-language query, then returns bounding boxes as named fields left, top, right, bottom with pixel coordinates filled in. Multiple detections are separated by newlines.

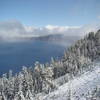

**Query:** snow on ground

left=42, top=62, right=100, bottom=100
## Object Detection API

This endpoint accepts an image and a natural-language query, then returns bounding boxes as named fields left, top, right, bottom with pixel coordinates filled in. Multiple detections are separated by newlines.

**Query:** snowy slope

left=42, top=62, right=100, bottom=100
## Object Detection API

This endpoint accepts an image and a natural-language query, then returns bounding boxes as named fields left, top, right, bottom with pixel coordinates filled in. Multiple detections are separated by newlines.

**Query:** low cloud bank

left=0, top=20, right=100, bottom=40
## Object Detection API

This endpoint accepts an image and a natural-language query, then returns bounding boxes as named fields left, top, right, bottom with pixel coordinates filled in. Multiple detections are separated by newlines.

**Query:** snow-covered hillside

left=0, top=29, right=99, bottom=100
left=43, top=62, right=100, bottom=100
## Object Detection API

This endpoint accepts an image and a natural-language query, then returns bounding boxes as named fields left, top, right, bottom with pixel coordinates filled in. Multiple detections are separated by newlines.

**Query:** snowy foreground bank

left=41, top=62, right=100, bottom=100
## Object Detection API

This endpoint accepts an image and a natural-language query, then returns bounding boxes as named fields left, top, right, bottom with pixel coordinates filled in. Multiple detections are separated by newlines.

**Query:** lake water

left=0, top=40, right=66, bottom=75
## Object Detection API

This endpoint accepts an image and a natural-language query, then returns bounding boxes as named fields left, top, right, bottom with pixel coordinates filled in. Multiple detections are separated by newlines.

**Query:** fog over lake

left=0, top=40, right=66, bottom=75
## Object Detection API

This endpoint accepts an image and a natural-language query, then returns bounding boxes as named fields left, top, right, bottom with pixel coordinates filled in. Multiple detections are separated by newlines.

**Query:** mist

left=0, top=20, right=100, bottom=42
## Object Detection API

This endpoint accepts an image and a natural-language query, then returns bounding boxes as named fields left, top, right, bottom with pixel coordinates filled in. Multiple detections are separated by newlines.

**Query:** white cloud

left=0, top=20, right=100, bottom=40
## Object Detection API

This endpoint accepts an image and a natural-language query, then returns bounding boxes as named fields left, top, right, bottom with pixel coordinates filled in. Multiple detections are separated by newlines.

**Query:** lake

left=0, top=40, right=66, bottom=75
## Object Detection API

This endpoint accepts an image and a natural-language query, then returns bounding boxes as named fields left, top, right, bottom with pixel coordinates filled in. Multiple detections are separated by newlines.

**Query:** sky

left=0, top=0, right=100, bottom=38
left=0, top=0, right=100, bottom=26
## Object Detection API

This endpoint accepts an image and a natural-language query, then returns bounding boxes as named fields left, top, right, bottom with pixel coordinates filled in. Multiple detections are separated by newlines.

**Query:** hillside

left=42, top=62, right=100, bottom=100
left=0, top=30, right=100, bottom=100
